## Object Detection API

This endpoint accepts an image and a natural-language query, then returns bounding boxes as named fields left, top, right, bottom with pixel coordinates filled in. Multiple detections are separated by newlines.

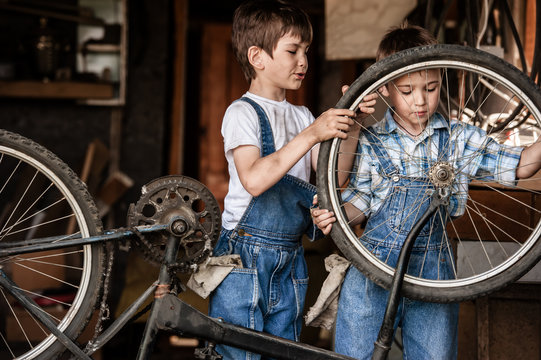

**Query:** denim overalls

left=335, top=128, right=459, bottom=360
left=209, top=97, right=318, bottom=360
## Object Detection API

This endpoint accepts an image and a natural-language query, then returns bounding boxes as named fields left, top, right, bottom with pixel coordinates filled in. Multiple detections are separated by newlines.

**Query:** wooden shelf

left=0, top=80, right=114, bottom=99
left=82, top=43, right=122, bottom=53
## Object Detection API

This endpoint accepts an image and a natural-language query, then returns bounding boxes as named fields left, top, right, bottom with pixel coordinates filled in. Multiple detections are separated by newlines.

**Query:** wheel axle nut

left=436, top=169, right=449, bottom=180
left=171, top=219, right=188, bottom=236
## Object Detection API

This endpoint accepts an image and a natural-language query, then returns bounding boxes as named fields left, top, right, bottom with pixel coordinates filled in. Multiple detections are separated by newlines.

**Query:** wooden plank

left=169, top=0, right=188, bottom=175
left=66, top=138, right=109, bottom=234
left=477, top=296, right=490, bottom=360
left=447, top=189, right=533, bottom=242
left=461, top=284, right=541, bottom=360
left=96, top=170, right=134, bottom=217
left=0, top=80, right=114, bottom=99
left=524, top=0, right=536, bottom=73
left=199, top=23, right=244, bottom=207
left=79, top=139, right=110, bottom=195
left=458, top=301, right=477, bottom=360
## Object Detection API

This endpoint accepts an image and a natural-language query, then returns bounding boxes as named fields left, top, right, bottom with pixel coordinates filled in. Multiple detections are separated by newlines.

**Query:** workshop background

left=0, top=0, right=539, bottom=359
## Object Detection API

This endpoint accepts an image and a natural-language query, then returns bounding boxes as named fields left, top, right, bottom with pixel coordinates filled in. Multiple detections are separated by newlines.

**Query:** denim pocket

left=291, top=247, right=308, bottom=325
left=386, top=186, right=437, bottom=237
left=209, top=267, right=259, bottom=329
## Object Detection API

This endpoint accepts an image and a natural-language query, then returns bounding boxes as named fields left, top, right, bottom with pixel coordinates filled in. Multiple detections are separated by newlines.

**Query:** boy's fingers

left=367, top=92, right=379, bottom=99
left=363, top=99, right=377, bottom=106
left=338, top=122, right=352, bottom=132
left=318, top=215, right=336, bottom=234
left=359, top=106, right=376, bottom=114
left=312, top=208, right=333, bottom=218
left=323, top=223, right=332, bottom=235
left=331, top=108, right=355, bottom=118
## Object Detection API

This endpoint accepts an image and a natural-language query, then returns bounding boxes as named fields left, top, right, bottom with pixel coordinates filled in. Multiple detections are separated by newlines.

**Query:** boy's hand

left=311, top=195, right=336, bottom=235
left=310, top=87, right=378, bottom=143
left=341, top=85, right=378, bottom=122
left=311, top=108, right=356, bottom=142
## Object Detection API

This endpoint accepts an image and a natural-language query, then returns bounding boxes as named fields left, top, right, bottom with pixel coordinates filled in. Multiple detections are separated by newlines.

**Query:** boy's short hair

left=376, top=22, right=437, bottom=61
left=232, top=0, right=313, bottom=83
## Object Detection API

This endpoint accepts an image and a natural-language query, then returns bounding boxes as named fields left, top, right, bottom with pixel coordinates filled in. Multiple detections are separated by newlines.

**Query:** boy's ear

left=248, top=46, right=264, bottom=70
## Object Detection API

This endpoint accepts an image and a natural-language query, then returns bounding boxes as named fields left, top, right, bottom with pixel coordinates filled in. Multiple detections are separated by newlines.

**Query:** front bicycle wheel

left=317, top=44, right=541, bottom=302
left=0, top=130, right=104, bottom=359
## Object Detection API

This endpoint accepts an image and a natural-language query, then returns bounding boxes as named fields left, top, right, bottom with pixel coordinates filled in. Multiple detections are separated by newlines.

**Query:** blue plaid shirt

left=342, top=110, right=523, bottom=218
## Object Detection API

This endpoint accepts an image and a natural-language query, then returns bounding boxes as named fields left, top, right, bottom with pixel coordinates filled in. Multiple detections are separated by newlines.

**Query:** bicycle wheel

left=317, top=44, right=541, bottom=302
left=0, top=130, right=104, bottom=359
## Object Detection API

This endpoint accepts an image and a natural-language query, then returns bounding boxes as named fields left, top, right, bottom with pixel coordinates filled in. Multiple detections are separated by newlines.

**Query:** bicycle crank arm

left=0, top=223, right=169, bottom=256
left=155, top=294, right=355, bottom=360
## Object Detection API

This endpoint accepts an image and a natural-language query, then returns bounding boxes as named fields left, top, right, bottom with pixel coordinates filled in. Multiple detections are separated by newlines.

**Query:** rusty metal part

left=127, top=175, right=221, bottom=272
left=428, top=162, right=455, bottom=188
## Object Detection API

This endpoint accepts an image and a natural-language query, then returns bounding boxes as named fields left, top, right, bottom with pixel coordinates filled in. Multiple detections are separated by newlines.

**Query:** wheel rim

left=0, top=144, right=94, bottom=359
left=326, top=52, right=541, bottom=293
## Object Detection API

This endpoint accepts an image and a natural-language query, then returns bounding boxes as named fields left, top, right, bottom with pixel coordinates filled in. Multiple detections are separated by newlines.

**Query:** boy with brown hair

left=312, top=22, right=541, bottom=359
left=208, top=1, right=376, bottom=359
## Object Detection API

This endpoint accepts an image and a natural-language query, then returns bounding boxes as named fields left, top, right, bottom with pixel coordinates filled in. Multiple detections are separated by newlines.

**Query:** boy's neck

left=393, top=115, right=426, bottom=138
left=249, top=79, right=286, bottom=102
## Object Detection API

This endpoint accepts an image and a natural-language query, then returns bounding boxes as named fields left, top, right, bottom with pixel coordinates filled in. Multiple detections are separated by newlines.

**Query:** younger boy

left=312, top=23, right=541, bottom=359
left=208, top=1, right=376, bottom=359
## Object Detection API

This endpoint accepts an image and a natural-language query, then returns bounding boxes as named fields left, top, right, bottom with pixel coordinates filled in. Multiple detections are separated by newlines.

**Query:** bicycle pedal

left=194, top=342, right=222, bottom=360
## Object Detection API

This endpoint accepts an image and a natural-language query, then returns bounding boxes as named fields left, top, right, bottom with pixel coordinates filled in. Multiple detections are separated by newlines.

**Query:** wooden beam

left=168, top=0, right=188, bottom=175
left=0, top=80, right=114, bottom=99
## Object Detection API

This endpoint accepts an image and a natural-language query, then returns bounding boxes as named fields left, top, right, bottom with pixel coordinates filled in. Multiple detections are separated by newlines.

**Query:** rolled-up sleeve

left=462, top=127, right=523, bottom=186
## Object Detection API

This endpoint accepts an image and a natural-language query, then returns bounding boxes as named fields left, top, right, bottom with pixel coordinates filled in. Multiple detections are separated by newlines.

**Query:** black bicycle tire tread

left=0, top=129, right=106, bottom=359
left=317, top=44, right=541, bottom=303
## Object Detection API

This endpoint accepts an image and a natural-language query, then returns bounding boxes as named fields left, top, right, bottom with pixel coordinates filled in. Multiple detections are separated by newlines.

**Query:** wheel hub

left=429, top=162, right=455, bottom=188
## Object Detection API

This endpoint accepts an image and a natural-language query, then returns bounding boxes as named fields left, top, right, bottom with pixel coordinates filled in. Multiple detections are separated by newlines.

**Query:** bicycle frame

left=0, top=217, right=355, bottom=360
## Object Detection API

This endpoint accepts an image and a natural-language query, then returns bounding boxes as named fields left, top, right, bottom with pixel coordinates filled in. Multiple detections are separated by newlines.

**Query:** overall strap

left=235, top=97, right=322, bottom=241
left=239, top=97, right=276, bottom=156
left=363, top=128, right=400, bottom=178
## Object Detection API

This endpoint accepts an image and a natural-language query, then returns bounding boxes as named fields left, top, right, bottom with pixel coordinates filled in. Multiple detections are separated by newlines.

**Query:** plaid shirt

left=342, top=110, right=523, bottom=218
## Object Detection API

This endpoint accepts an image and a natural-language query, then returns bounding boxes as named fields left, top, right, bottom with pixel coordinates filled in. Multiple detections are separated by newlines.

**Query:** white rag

left=187, top=255, right=243, bottom=299
left=304, top=254, right=350, bottom=330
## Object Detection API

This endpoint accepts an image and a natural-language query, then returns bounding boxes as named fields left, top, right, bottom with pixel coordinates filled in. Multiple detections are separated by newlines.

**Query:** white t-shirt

left=221, top=92, right=316, bottom=230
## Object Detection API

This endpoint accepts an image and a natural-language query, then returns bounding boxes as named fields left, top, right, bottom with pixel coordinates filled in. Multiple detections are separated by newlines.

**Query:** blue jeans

left=335, top=266, right=458, bottom=360
left=209, top=229, right=308, bottom=360
left=334, top=186, right=459, bottom=359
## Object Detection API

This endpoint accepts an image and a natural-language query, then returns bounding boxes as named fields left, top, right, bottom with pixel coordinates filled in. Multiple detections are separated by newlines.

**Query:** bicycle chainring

left=127, top=175, right=221, bottom=271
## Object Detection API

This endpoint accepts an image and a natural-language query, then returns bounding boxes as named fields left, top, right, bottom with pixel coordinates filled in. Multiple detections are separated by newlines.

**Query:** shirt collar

left=373, top=108, right=449, bottom=135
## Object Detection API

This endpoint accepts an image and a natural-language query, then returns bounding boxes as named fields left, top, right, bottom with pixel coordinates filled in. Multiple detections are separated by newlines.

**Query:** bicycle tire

left=317, top=44, right=541, bottom=302
left=0, top=130, right=104, bottom=359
